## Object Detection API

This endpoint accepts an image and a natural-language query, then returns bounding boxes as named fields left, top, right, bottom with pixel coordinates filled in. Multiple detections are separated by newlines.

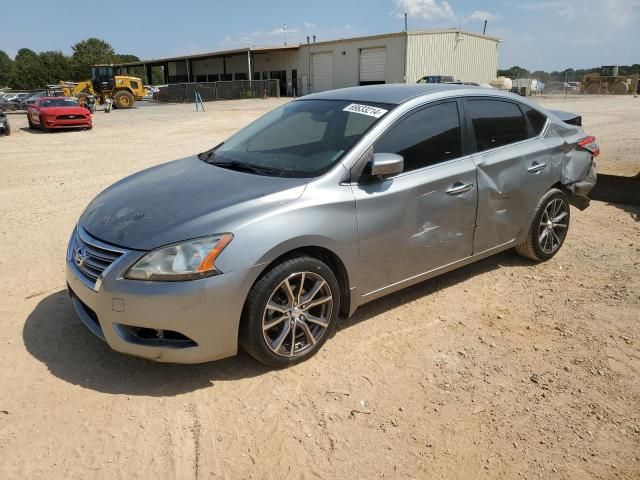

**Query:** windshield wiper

left=213, top=160, right=278, bottom=176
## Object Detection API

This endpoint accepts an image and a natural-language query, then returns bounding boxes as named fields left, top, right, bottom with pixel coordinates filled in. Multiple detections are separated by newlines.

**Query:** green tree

left=151, top=68, right=165, bottom=85
left=39, top=51, right=72, bottom=84
left=10, top=48, right=46, bottom=89
left=71, top=38, right=115, bottom=79
left=114, top=54, right=140, bottom=63
left=0, top=50, right=14, bottom=87
left=497, top=65, right=530, bottom=79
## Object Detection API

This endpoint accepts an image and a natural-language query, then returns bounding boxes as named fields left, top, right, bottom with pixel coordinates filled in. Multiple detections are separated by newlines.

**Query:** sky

left=2, top=0, right=638, bottom=71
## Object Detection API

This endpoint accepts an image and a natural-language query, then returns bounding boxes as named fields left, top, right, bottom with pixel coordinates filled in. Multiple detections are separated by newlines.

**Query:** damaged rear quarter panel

left=545, top=121, right=597, bottom=200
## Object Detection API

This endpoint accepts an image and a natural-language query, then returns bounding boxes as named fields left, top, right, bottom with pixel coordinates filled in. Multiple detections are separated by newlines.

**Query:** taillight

left=578, top=136, right=599, bottom=157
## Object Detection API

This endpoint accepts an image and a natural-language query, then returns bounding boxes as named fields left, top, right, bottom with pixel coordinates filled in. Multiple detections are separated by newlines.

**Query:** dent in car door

left=351, top=100, right=477, bottom=297
left=465, top=98, right=553, bottom=253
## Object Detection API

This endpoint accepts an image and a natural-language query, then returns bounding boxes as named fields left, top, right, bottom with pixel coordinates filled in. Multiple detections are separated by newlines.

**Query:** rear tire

left=114, top=90, right=134, bottom=109
left=239, top=255, right=340, bottom=368
left=516, top=189, right=570, bottom=261
left=612, top=82, right=629, bottom=95
left=585, top=82, right=600, bottom=94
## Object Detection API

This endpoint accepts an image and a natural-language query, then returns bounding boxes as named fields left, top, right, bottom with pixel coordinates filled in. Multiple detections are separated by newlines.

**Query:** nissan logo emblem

left=74, top=247, right=87, bottom=268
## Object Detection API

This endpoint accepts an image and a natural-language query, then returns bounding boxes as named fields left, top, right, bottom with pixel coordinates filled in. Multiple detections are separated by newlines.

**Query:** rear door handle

left=446, top=182, right=474, bottom=195
left=527, top=161, right=547, bottom=173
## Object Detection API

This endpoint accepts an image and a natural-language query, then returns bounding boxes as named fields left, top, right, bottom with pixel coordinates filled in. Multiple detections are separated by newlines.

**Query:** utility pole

left=283, top=24, right=287, bottom=45
left=404, top=12, right=408, bottom=32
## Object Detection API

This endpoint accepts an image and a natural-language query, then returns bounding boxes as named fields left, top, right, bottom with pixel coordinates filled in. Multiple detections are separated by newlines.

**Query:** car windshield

left=202, top=99, right=392, bottom=178
left=41, top=98, right=78, bottom=107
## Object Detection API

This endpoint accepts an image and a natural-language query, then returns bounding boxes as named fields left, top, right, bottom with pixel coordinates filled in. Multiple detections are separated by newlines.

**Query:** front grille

left=57, top=114, right=85, bottom=120
left=70, top=227, right=126, bottom=288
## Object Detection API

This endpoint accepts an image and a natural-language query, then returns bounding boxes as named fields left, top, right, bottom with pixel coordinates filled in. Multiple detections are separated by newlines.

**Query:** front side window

left=466, top=99, right=528, bottom=151
left=206, top=100, right=391, bottom=177
left=375, top=101, right=462, bottom=172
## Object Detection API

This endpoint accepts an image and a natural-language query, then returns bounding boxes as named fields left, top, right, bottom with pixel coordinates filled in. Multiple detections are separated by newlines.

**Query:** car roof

left=301, top=84, right=471, bottom=105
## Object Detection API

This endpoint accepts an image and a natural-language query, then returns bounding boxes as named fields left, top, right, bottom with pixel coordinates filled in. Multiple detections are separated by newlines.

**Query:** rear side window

left=466, top=99, right=528, bottom=151
left=520, top=105, right=547, bottom=136
left=375, top=101, right=462, bottom=172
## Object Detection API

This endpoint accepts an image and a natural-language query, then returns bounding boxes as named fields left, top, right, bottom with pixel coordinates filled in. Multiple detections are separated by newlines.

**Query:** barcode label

left=342, top=103, right=388, bottom=118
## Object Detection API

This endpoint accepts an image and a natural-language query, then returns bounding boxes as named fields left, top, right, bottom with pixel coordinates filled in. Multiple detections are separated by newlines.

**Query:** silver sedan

left=66, top=84, right=598, bottom=367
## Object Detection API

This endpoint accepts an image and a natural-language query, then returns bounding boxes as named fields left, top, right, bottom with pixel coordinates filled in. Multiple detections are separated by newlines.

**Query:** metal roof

left=299, top=29, right=501, bottom=48
left=98, top=45, right=299, bottom=68
left=105, top=29, right=501, bottom=68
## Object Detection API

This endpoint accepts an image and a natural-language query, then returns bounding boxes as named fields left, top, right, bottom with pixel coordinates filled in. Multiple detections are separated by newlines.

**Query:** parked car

left=5, top=92, right=27, bottom=102
left=144, top=85, right=159, bottom=97
left=66, top=84, right=598, bottom=367
left=0, top=109, right=10, bottom=136
left=27, top=97, right=92, bottom=131
left=20, top=91, right=47, bottom=110
left=543, top=82, right=569, bottom=93
left=7, top=93, right=29, bottom=110
left=417, top=75, right=456, bottom=84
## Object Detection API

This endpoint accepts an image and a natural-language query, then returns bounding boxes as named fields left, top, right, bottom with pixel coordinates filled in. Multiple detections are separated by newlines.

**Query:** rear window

left=520, top=105, right=547, bottom=136
left=466, top=99, right=528, bottom=152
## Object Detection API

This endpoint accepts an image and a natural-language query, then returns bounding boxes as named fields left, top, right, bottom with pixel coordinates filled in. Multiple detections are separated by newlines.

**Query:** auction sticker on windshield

left=343, top=103, right=388, bottom=118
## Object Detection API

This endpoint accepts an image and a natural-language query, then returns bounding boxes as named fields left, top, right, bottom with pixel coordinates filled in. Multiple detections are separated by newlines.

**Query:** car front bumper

left=65, top=229, right=256, bottom=364
left=44, top=117, right=92, bottom=129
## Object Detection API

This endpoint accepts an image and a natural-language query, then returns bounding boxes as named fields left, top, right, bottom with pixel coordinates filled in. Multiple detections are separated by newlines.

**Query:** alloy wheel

left=538, top=198, right=568, bottom=254
left=262, top=271, right=333, bottom=358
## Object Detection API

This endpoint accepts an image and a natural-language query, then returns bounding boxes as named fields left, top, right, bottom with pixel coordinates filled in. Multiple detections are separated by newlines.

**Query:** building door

left=292, top=69, right=297, bottom=96
left=359, top=47, right=386, bottom=86
left=270, top=70, right=287, bottom=96
left=311, top=52, right=333, bottom=92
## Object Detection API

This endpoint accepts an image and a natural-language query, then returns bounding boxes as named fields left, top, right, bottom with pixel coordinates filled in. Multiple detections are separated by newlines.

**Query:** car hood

left=39, top=106, right=88, bottom=115
left=80, top=156, right=308, bottom=250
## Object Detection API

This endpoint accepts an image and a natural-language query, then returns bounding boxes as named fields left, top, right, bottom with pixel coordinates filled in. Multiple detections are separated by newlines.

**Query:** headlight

left=125, top=234, right=233, bottom=281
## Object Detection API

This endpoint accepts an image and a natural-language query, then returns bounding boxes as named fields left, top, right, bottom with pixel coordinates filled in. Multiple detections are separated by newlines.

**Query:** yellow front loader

left=581, top=66, right=639, bottom=95
left=57, top=65, right=145, bottom=109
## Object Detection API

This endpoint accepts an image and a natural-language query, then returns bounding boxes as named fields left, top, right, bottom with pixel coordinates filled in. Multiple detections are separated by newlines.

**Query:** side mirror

left=370, top=153, right=404, bottom=178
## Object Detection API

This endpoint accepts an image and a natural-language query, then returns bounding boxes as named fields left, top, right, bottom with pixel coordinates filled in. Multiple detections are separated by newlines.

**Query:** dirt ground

left=0, top=95, right=638, bottom=480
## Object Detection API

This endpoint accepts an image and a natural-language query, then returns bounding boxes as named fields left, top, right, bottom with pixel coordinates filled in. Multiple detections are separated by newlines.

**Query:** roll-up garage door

left=359, top=47, right=386, bottom=85
left=312, top=52, right=333, bottom=93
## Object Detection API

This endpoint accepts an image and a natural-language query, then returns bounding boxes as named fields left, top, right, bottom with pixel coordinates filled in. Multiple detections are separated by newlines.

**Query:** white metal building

left=115, top=30, right=500, bottom=96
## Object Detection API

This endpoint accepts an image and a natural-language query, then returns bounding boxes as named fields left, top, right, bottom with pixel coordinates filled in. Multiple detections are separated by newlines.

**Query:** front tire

left=113, top=90, right=134, bottom=109
left=239, top=255, right=340, bottom=368
left=516, top=188, right=570, bottom=261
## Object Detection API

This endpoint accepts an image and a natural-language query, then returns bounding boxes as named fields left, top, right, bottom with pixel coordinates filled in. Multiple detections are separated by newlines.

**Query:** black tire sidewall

left=530, top=190, right=570, bottom=261
left=241, top=256, right=340, bottom=368
left=114, top=91, right=134, bottom=109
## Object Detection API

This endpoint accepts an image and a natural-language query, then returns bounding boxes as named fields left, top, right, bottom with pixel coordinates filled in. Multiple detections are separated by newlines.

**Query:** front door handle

left=527, top=161, right=547, bottom=173
left=446, top=182, right=474, bottom=195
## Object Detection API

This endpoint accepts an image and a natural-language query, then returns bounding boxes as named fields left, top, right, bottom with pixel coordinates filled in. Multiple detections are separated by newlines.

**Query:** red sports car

left=27, top=97, right=92, bottom=131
